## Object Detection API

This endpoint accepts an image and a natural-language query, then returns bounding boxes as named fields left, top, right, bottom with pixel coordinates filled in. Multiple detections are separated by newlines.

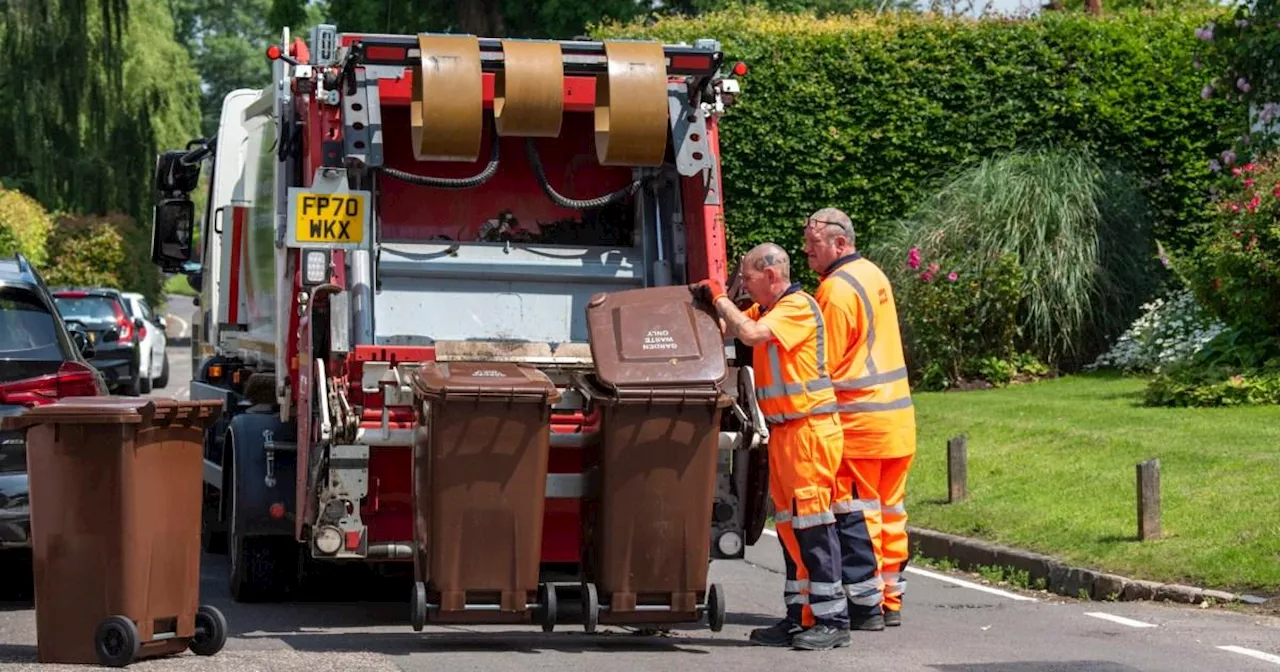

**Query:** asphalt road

left=1, top=295, right=1278, bottom=670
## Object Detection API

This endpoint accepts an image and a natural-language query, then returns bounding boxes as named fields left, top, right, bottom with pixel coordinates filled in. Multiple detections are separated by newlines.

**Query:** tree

left=1193, top=0, right=1279, bottom=162
left=0, top=0, right=202, bottom=224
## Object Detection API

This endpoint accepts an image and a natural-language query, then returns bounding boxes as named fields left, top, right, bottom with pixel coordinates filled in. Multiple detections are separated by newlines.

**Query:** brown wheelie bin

left=0, top=397, right=227, bottom=668
left=578, top=285, right=732, bottom=632
left=407, top=362, right=561, bottom=629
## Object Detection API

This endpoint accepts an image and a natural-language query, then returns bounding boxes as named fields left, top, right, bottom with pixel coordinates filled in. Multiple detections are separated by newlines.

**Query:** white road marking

left=1217, top=646, right=1280, bottom=665
left=1084, top=612, right=1157, bottom=628
left=760, top=527, right=1037, bottom=602
left=167, top=313, right=190, bottom=339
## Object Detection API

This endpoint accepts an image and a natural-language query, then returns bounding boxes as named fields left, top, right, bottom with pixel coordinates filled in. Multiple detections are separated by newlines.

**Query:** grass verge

left=907, top=372, right=1280, bottom=595
left=163, top=274, right=196, bottom=297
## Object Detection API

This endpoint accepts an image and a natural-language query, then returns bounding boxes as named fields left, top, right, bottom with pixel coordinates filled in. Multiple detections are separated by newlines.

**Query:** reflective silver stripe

left=755, top=292, right=833, bottom=401
left=885, top=582, right=906, bottom=598
left=801, top=293, right=829, bottom=378
left=809, top=598, right=848, bottom=618
left=785, top=580, right=808, bottom=592
left=774, top=510, right=792, bottom=524
left=756, top=376, right=834, bottom=400
left=837, top=397, right=914, bottom=413
left=808, top=581, right=843, bottom=598
left=832, top=498, right=881, bottom=515
left=845, top=577, right=885, bottom=607
left=785, top=593, right=807, bottom=605
left=882, top=502, right=907, bottom=516
left=833, top=366, right=909, bottom=390
left=792, top=510, right=836, bottom=530
left=833, top=269, right=878, bottom=376
left=763, top=399, right=840, bottom=425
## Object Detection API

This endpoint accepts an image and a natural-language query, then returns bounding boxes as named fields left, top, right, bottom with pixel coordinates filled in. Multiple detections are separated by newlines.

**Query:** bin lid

left=0, top=397, right=223, bottom=431
left=411, top=362, right=562, bottom=404
left=585, top=285, right=727, bottom=391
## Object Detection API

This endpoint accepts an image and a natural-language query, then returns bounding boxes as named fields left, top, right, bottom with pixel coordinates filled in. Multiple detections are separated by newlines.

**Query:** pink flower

left=1222, top=149, right=1237, bottom=166
left=947, top=272, right=958, bottom=282
left=1248, top=195, right=1261, bottom=211
left=1245, top=178, right=1256, bottom=188
left=1195, top=25, right=1214, bottom=41
left=920, top=271, right=934, bottom=282
left=1238, top=77, right=1251, bottom=93
left=907, top=247, right=921, bottom=270
left=928, top=262, right=941, bottom=274
left=1201, top=85, right=1214, bottom=99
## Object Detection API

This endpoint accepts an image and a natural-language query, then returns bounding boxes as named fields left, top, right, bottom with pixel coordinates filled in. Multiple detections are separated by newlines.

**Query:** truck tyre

left=225, top=415, right=300, bottom=603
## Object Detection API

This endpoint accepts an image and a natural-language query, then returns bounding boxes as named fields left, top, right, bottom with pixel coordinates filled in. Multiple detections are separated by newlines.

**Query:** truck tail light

left=0, top=362, right=101, bottom=406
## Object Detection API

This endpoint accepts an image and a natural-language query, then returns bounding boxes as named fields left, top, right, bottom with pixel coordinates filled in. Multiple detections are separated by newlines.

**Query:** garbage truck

left=148, top=23, right=770, bottom=633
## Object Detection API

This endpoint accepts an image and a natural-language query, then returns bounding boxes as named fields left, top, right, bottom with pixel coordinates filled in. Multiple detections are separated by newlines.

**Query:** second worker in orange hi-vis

left=693, top=242, right=850, bottom=652
left=802, top=208, right=917, bottom=631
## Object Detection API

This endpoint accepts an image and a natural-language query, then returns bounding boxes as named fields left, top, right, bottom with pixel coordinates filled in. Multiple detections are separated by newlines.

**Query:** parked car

left=121, top=291, right=169, bottom=394
left=0, top=254, right=107, bottom=553
left=51, top=287, right=143, bottom=396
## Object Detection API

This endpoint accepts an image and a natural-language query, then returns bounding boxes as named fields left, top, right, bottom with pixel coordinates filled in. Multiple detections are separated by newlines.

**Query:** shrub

left=593, top=7, right=1239, bottom=289
left=0, top=185, right=53, bottom=266
left=1144, top=365, right=1280, bottom=407
left=43, top=213, right=164, bottom=305
left=870, top=147, right=1162, bottom=375
left=1175, top=153, right=1280, bottom=338
left=892, top=248, right=1038, bottom=390
left=1087, top=286, right=1227, bottom=374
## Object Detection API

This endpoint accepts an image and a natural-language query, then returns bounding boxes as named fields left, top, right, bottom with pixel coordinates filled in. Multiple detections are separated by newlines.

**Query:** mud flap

left=227, top=412, right=298, bottom=538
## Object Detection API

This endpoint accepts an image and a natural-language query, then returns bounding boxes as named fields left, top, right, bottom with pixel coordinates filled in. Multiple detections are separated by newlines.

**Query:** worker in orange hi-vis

left=692, top=242, right=850, bottom=651
left=801, top=208, right=917, bottom=631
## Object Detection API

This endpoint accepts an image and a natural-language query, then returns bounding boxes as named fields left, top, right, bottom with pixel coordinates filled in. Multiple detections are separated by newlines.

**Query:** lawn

left=903, top=372, right=1280, bottom=595
left=163, top=273, right=196, bottom=297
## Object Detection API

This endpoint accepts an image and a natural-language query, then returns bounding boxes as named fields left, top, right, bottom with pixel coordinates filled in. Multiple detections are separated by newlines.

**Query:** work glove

left=691, top=278, right=727, bottom=306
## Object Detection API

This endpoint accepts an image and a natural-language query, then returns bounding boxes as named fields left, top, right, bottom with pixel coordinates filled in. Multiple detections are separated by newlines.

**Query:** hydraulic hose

left=380, top=126, right=501, bottom=189
left=524, top=138, right=650, bottom=210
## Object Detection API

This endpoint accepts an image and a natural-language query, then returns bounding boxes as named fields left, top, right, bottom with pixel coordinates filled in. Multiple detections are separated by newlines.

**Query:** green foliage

left=1144, top=364, right=1280, bottom=406
left=871, top=148, right=1162, bottom=375
left=892, top=248, right=1028, bottom=389
left=0, top=186, right=54, bottom=267
left=1175, top=154, right=1280, bottom=338
left=325, top=0, right=648, bottom=39
left=44, top=214, right=165, bottom=306
left=1191, top=0, right=1280, bottom=158
left=0, top=0, right=203, bottom=227
left=593, top=7, right=1239, bottom=292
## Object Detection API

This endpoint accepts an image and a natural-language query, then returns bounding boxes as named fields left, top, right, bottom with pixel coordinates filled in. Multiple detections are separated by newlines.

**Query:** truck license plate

left=292, top=192, right=366, bottom=244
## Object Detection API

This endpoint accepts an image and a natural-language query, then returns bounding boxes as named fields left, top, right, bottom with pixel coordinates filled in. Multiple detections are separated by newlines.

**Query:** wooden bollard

left=1137, top=458, right=1161, bottom=540
left=947, top=435, right=968, bottom=503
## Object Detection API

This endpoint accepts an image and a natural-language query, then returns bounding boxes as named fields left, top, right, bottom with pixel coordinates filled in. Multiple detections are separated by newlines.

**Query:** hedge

left=0, top=185, right=53, bottom=267
left=42, top=213, right=164, bottom=306
left=593, top=7, right=1238, bottom=288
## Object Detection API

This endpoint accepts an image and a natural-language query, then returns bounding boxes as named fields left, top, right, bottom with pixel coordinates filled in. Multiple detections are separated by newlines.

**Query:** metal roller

left=595, top=41, right=669, bottom=167
left=410, top=34, right=484, bottom=162
left=494, top=40, right=564, bottom=137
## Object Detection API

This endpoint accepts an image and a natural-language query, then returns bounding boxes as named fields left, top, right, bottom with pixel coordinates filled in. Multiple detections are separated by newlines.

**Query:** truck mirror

left=151, top=198, right=196, bottom=270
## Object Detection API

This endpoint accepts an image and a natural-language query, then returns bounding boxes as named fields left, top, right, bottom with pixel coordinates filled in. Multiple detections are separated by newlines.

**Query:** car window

left=54, top=295, right=119, bottom=322
left=139, top=299, right=155, bottom=322
left=0, top=287, right=69, bottom=359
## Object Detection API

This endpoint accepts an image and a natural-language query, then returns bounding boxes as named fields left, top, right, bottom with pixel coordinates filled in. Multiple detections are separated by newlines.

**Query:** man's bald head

left=743, top=242, right=790, bottom=281
left=807, top=207, right=856, bottom=247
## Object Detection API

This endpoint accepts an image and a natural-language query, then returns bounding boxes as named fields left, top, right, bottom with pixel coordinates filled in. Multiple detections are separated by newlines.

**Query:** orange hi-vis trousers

left=835, top=452, right=915, bottom=615
left=769, top=414, right=847, bottom=629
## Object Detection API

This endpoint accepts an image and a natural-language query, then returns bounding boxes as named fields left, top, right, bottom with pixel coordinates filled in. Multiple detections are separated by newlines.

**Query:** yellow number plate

left=293, top=192, right=366, bottom=244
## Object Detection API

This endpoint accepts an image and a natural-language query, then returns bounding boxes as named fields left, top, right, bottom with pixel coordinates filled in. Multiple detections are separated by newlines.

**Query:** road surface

left=0, top=296, right=1277, bottom=671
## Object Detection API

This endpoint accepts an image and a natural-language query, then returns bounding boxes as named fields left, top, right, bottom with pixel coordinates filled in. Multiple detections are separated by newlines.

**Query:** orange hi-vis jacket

left=743, top=284, right=840, bottom=426
left=815, top=253, right=917, bottom=458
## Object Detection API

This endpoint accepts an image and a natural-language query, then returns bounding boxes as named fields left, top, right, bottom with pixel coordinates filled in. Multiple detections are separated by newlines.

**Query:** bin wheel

left=539, top=583, right=557, bottom=632
left=94, top=615, right=140, bottom=668
left=189, top=604, right=228, bottom=656
left=582, top=583, right=599, bottom=634
left=411, top=581, right=427, bottom=632
left=707, top=583, right=726, bottom=633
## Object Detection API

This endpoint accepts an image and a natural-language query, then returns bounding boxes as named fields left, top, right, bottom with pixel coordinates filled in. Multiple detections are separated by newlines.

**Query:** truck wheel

left=226, top=428, right=299, bottom=603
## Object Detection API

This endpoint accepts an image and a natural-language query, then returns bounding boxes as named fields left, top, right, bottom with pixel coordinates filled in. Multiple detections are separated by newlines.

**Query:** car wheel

left=156, top=352, right=170, bottom=389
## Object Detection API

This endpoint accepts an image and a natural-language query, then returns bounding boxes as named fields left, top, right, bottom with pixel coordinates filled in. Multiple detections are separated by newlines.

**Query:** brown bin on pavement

left=580, top=285, right=732, bottom=628
left=0, top=397, right=227, bottom=668
left=408, top=362, right=561, bottom=627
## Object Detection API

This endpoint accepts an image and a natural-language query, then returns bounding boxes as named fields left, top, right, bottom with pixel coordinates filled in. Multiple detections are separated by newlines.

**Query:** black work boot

left=884, top=609, right=901, bottom=627
left=791, top=624, right=851, bottom=651
left=849, top=613, right=886, bottom=631
left=749, top=618, right=804, bottom=647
